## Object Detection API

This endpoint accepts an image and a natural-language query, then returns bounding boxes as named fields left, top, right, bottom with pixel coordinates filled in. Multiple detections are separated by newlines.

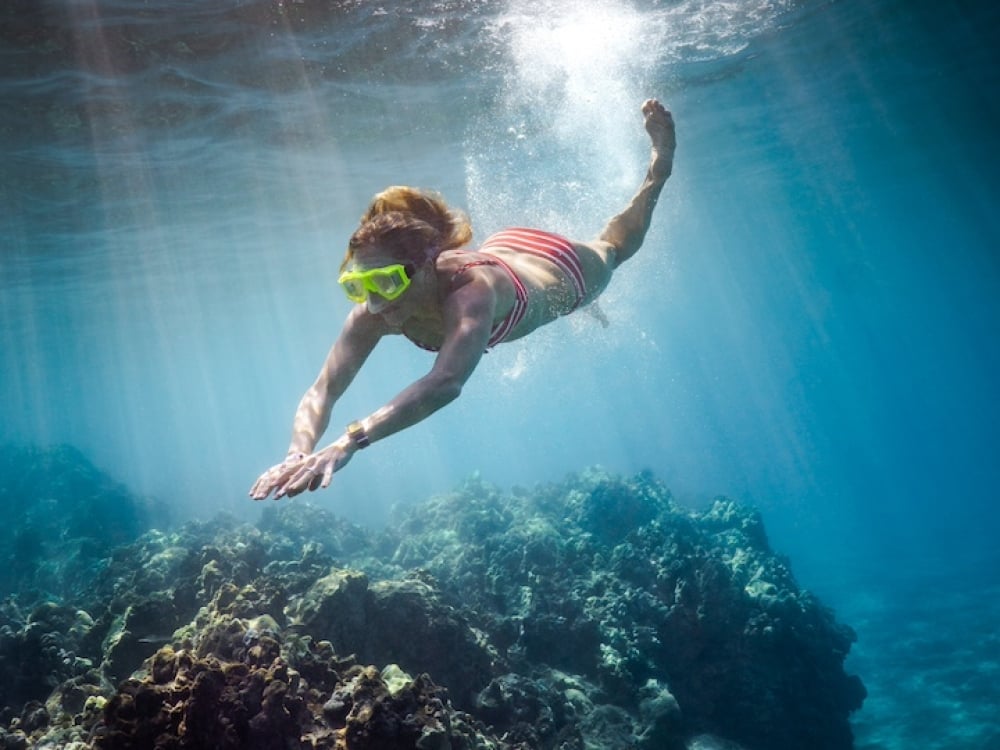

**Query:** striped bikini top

left=403, top=228, right=586, bottom=353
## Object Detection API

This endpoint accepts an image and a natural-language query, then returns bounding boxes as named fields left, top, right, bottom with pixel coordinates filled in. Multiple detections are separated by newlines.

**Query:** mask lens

left=340, top=276, right=368, bottom=302
left=370, top=266, right=408, bottom=299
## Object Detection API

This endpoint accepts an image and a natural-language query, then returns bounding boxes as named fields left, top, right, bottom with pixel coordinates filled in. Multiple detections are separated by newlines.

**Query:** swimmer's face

left=350, top=246, right=428, bottom=323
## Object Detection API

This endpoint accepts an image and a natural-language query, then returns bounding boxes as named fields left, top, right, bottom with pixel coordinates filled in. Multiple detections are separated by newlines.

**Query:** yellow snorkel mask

left=338, top=263, right=414, bottom=304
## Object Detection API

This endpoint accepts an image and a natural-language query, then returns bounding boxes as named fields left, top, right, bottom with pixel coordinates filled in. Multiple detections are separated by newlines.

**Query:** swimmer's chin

left=377, top=307, right=410, bottom=326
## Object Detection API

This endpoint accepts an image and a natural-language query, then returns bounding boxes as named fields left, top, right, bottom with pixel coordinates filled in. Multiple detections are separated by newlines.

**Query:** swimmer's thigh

left=572, top=240, right=617, bottom=304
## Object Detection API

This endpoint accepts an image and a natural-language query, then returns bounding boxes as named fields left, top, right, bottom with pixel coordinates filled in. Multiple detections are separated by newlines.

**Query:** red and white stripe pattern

left=480, top=253, right=529, bottom=347
left=480, top=228, right=587, bottom=313
left=432, top=256, right=529, bottom=351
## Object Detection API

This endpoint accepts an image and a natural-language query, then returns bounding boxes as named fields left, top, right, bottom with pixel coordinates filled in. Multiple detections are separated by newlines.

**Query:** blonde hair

left=343, top=186, right=472, bottom=270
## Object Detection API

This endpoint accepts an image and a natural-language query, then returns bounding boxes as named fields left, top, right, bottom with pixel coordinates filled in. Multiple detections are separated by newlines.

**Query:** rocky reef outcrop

left=383, top=470, right=865, bottom=749
left=0, top=446, right=865, bottom=749
left=0, top=445, right=167, bottom=607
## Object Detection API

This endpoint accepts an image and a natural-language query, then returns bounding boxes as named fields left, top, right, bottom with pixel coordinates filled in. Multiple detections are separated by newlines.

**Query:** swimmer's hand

left=249, top=452, right=304, bottom=500
left=249, top=439, right=356, bottom=501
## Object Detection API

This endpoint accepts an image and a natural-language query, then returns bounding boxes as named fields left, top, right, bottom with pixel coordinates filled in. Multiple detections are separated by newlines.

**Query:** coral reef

left=0, top=447, right=864, bottom=750
left=0, top=445, right=167, bottom=607
left=385, top=470, right=865, bottom=749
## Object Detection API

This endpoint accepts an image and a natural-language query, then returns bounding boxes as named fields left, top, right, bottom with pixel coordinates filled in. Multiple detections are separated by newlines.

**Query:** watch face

left=348, top=422, right=370, bottom=447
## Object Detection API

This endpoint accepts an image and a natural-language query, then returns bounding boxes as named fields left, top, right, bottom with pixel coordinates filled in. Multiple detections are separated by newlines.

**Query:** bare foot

left=642, top=98, right=675, bottom=180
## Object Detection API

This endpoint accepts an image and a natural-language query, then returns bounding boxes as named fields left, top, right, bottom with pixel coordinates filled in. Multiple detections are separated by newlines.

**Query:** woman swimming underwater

left=250, top=98, right=676, bottom=500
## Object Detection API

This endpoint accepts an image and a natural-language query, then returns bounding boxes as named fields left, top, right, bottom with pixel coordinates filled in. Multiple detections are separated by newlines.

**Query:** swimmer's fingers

left=320, top=461, right=335, bottom=489
left=275, top=463, right=317, bottom=499
left=251, top=453, right=310, bottom=500
left=250, top=462, right=286, bottom=500
left=319, top=446, right=354, bottom=489
left=275, top=442, right=355, bottom=496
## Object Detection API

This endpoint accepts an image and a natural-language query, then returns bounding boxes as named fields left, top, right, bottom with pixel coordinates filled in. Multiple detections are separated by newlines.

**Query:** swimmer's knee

left=607, top=239, right=642, bottom=268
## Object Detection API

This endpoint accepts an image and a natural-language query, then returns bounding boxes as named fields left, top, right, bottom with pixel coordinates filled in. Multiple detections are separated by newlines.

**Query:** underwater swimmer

left=250, top=98, right=675, bottom=500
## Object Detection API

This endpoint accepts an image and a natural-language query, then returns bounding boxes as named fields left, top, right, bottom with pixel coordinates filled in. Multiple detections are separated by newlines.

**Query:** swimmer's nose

left=366, top=294, right=390, bottom=314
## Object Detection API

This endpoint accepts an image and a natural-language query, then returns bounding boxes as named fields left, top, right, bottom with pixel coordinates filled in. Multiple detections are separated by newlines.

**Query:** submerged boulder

left=386, top=469, right=866, bottom=750
left=285, top=569, right=494, bottom=711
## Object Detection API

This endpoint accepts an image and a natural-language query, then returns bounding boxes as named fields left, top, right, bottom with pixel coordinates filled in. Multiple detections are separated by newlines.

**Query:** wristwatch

left=346, top=420, right=371, bottom=449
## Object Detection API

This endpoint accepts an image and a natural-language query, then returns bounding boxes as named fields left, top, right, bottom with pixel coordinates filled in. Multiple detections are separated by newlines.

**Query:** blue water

left=2, top=0, right=999, bottom=746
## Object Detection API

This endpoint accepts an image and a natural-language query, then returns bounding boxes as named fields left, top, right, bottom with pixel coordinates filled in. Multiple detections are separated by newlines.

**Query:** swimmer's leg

left=598, top=99, right=675, bottom=267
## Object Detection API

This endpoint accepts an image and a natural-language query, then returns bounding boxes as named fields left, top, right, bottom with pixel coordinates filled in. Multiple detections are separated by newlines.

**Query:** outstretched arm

left=285, top=306, right=384, bottom=456
left=270, top=276, right=497, bottom=499
left=249, top=306, right=384, bottom=500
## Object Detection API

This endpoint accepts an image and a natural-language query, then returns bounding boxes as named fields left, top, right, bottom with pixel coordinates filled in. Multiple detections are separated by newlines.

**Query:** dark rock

left=15, top=702, right=47, bottom=734
left=102, top=593, right=183, bottom=681
left=362, top=578, right=494, bottom=711
left=286, top=569, right=494, bottom=711
left=285, top=567, right=369, bottom=653
left=476, top=673, right=559, bottom=741
left=0, top=601, right=96, bottom=716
